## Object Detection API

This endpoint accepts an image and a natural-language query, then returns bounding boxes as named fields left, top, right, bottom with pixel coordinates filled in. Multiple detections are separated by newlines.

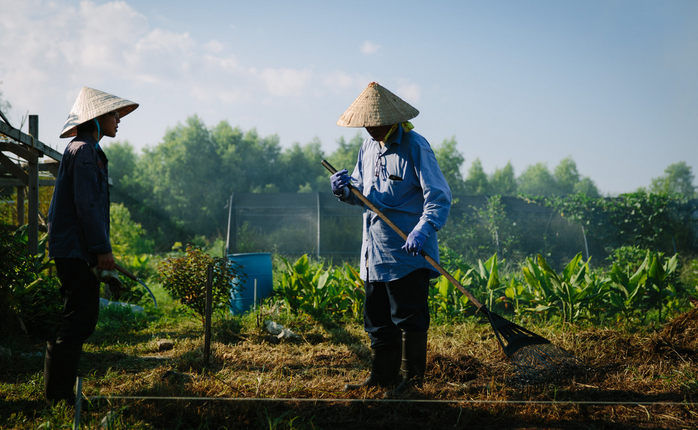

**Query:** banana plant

left=522, top=253, right=603, bottom=323
left=503, top=277, right=533, bottom=316
left=521, top=255, right=557, bottom=318
left=335, top=263, right=365, bottom=320
left=432, top=253, right=506, bottom=317
left=644, top=251, right=679, bottom=321
left=430, top=268, right=472, bottom=320
left=607, top=257, right=649, bottom=322
left=478, top=253, right=503, bottom=310
left=607, top=251, right=679, bottom=323
left=277, top=255, right=352, bottom=317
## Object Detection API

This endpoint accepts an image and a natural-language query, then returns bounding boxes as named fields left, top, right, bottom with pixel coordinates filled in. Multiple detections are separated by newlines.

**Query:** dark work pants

left=44, top=258, right=100, bottom=403
left=364, top=269, right=430, bottom=349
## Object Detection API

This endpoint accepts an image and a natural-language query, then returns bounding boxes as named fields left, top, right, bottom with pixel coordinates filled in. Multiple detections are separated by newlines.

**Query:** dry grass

left=1, top=307, right=698, bottom=429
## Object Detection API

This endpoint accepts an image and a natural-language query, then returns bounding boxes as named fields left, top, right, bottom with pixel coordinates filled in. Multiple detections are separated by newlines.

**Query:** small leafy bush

left=0, top=228, right=62, bottom=340
left=158, top=245, right=245, bottom=327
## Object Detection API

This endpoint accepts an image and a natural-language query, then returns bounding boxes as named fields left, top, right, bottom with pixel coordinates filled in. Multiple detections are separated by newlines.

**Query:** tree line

left=93, top=115, right=695, bottom=251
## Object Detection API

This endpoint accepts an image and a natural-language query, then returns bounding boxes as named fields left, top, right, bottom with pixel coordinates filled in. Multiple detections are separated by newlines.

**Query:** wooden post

left=203, top=264, right=213, bottom=365
left=27, top=115, right=39, bottom=255
left=316, top=192, right=321, bottom=259
left=16, top=186, right=24, bottom=226
left=73, top=376, right=83, bottom=430
left=225, top=193, right=234, bottom=256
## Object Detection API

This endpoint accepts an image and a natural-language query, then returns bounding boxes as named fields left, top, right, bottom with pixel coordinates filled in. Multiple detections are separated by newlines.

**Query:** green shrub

left=0, top=228, right=62, bottom=340
left=158, top=245, right=245, bottom=327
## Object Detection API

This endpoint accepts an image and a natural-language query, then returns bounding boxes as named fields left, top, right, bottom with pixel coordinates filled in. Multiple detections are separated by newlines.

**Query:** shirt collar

left=75, top=131, right=100, bottom=150
left=383, top=122, right=405, bottom=147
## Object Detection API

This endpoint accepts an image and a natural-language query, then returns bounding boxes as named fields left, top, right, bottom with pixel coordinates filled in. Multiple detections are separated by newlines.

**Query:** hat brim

left=337, top=82, right=419, bottom=128
left=60, top=87, right=139, bottom=138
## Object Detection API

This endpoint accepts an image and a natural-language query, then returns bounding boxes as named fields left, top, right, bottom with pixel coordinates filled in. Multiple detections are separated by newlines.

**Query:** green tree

left=649, top=162, right=696, bottom=199
left=553, top=157, right=580, bottom=195
left=326, top=133, right=363, bottom=174
left=114, top=117, right=290, bottom=249
left=464, top=158, right=489, bottom=195
left=518, top=163, right=560, bottom=196
left=214, top=122, right=282, bottom=194
left=276, top=138, right=327, bottom=193
left=489, top=162, right=517, bottom=196
left=573, top=177, right=601, bottom=197
left=103, top=141, right=137, bottom=191
left=110, top=203, right=154, bottom=258
left=434, top=136, right=466, bottom=195
left=135, top=116, right=222, bottom=241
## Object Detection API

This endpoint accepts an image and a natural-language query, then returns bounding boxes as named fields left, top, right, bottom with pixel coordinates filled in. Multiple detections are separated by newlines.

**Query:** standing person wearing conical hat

left=331, top=82, right=451, bottom=398
left=45, top=87, right=138, bottom=406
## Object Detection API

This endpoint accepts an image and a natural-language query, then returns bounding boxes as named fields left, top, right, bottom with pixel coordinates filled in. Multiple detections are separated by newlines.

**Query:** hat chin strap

left=93, top=118, right=102, bottom=147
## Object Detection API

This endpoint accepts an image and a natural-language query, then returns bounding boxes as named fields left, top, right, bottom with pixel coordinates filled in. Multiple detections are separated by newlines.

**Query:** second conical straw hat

left=336, top=82, right=419, bottom=128
left=60, top=87, right=139, bottom=138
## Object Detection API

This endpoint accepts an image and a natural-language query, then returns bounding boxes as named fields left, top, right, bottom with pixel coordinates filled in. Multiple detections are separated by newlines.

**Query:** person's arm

left=73, top=146, right=112, bottom=262
left=97, top=252, right=115, bottom=270
left=413, top=140, right=452, bottom=238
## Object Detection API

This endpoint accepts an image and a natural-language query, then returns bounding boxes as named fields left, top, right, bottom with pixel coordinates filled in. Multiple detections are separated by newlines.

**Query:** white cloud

left=361, top=41, right=380, bottom=55
left=396, top=81, right=421, bottom=104
left=257, top=68, right=313, bottom=97
left=202, top=39, right=226, bottom=54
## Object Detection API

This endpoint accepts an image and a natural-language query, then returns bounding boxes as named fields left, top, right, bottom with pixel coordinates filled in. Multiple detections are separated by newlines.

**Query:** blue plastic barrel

left=228, top=253, right=273, bottom=314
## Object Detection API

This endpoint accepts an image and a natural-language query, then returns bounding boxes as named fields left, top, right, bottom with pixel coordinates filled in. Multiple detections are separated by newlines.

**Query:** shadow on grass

left=52, top=395, right=688, bottom=430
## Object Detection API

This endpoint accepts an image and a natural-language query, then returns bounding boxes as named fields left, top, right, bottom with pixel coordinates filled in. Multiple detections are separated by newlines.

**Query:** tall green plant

left=521, top=253, right=606, bottom=323
left=430, top=268, right=472, bottom=321
left=276, top=255, right=343, bottom=317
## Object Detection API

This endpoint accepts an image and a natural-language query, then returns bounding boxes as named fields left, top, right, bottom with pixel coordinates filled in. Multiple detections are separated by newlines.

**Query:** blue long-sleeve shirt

left=338, top=125, right=451, bottom=282
left=48, top=132, right=111, bottom=266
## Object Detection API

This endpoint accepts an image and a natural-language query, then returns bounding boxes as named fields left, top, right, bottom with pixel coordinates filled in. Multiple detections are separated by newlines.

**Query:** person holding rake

left=45, top=87, right=138, bottom=406
left=331, top=82, right=451, bottom=397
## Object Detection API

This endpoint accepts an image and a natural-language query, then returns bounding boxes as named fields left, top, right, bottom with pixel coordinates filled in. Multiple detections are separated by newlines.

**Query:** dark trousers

left=364, top=269, right=430, bottom=349
left=44, top=258, right=100, bottom=403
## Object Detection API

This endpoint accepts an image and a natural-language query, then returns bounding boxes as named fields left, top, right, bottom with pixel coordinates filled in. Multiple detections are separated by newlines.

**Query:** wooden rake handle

left=322, top=159, right=486, bottom=311
left=114, top=263, right=138, bottom=282
left=114, top=263, right=159, bottom=308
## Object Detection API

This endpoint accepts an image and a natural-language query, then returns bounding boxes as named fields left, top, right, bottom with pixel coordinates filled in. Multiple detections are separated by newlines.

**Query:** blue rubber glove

left=402, top=229, right=427, bottom=256
left=331, top=169, right=351, bottom=196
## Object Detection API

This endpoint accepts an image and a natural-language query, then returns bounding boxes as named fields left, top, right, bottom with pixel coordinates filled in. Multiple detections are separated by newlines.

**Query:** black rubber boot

left=344, top=343, right=401, bottom=391
left=383, top=332, right=427, bottom=398
left=44, top=341, right=82, bottom=407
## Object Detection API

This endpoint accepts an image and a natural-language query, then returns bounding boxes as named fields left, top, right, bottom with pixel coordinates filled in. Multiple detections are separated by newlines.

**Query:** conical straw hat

left=60, top=87, right=139, bottom=138
left=336, top=82, right=419, bottom=128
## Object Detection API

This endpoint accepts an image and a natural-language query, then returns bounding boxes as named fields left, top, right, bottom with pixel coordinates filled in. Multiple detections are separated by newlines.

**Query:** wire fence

left=225, top=193, right=589, bottom=265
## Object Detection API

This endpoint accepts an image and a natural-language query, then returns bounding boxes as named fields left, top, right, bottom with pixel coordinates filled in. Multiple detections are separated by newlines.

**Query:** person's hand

left=97, top=252, right=115, bottom=271
left=331, top=169, right=351, bottom=196
left=402, top=230, right=427, bottom=256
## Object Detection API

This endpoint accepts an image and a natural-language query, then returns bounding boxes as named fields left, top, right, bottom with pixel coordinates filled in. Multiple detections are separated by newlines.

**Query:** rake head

left=485, top=310, right=588, bottom=385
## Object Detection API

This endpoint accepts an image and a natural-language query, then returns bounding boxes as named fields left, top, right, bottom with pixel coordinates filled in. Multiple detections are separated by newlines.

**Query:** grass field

left=1, top=283, right=697, bottom=429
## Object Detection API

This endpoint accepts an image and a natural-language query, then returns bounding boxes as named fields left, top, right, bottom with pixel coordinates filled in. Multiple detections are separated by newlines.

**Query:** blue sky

left=1, top=0, right=696, bottom=195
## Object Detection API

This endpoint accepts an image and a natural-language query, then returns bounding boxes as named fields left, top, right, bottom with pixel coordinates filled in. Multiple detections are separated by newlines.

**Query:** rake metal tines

left=485, top=310, right=588, bottom=385
left=509, top=342, right=588, bottom=385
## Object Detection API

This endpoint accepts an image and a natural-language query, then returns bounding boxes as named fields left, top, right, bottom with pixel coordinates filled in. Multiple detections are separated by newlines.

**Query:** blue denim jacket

left=339, top=125, right=452, bottom=282
left=48, top=132, right=111, bottom=266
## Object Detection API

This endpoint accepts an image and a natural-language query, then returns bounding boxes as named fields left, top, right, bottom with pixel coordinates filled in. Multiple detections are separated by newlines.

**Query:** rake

left=114, top=263, right=158, bottom=308
left=322, top=160, right=587, bottom=385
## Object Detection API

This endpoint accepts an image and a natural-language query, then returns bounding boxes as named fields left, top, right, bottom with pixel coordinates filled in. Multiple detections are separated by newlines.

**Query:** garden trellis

left=0, top=111, right=62, bottom=254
